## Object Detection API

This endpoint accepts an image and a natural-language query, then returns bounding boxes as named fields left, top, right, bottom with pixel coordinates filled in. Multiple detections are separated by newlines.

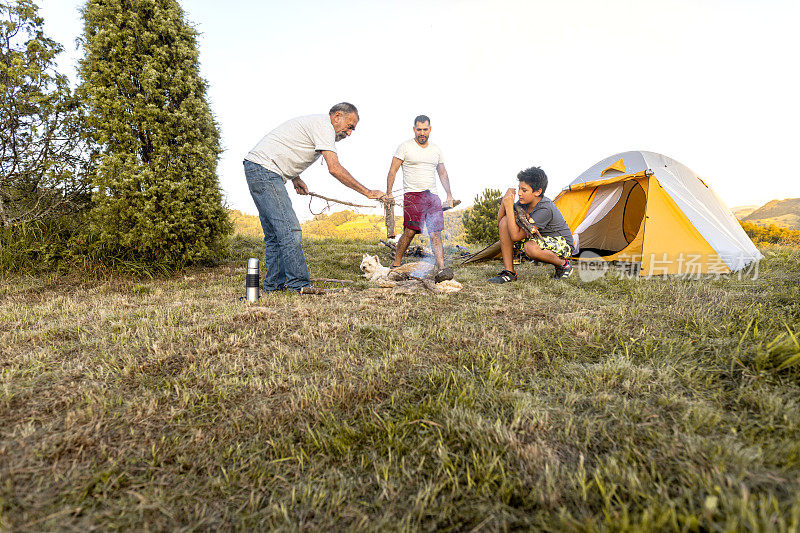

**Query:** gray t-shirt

left=517, top=196, right=575, bottom=252
left=245, top=114, right=336, bottom=181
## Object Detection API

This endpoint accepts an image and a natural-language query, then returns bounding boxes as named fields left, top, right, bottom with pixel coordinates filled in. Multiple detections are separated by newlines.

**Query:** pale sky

left=39, top=0, right=799, bottom=221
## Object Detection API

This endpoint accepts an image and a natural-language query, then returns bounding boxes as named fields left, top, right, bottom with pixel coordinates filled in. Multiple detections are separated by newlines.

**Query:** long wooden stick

left=311, top=277, right=354, bottom=284
left=308, top=192, right=374, bottom=209
left=299, top=287, right=348, bottom=295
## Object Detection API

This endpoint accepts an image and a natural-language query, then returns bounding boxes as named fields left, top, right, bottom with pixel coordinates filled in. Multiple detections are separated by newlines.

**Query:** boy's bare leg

left=430, top=231, right=445, bottom=270
left=498, top=217, right=517, bottom=273
left=391, top=227, right=418, bottom=267
left=523, top=241, right=568, bottom=267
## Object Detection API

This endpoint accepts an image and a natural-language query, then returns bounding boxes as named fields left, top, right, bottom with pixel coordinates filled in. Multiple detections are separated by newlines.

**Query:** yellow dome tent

left=554, top=151, right=762, bottom=276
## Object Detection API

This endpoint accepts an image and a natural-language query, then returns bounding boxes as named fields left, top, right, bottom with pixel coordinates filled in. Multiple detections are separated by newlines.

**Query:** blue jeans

left=243, top=160, right=311, bottom=291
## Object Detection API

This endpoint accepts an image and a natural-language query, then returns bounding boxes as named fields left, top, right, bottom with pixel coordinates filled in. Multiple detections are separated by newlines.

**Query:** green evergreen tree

left=77, top=0, right=230, bottom=267
left=462, top=188, right=501, bottom=245
left=0, top=0, right=89, bottom=228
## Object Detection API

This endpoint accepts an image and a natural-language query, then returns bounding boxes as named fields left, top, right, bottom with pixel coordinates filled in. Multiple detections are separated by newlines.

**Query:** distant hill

left=731, top=205, right=759, bottom=219
left=229, top=208, right=468, bottom=246
left=743, top=198, right=800, bottom=230
left=301, top=210, right=386, bottom=241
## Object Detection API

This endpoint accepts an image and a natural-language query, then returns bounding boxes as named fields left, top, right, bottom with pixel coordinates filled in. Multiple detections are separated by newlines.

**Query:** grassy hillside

left=755, top=213, right=800, bottom=230
left=302, top=209, right=467, bottom=245
left=301, top=210, right=387, bottom=241
left=744, top=198, right=800, bottom=230
left=228, top=209, right=263, bottom=238
left=2, top=238, right=800, bottom=530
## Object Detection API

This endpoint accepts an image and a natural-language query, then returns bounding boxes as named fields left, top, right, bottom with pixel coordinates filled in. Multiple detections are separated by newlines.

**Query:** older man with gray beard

left=244, top=102, right=387, bottom=293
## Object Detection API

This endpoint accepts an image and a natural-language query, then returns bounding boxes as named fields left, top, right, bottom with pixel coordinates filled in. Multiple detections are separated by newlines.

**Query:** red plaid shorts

left=403, top=191, right=444, bottom=234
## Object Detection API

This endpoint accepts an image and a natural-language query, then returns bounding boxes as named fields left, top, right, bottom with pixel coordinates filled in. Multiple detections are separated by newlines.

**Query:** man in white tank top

left=385, top=115, right=457, bottom=282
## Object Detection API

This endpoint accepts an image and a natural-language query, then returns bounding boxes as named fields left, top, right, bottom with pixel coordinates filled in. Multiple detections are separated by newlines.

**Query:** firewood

left=379, top=240, right=431, bottom=259
left=513, top=203, right=542, bottom=239
left=384, top=202, right=396, bottom=239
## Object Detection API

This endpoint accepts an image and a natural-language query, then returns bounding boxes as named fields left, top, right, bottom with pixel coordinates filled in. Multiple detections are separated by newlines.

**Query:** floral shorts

left=515, top=235, right=573, bottom=260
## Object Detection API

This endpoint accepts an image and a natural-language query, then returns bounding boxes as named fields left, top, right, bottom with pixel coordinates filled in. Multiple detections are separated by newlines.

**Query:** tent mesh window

left=577, top=180, right=646, bottom=256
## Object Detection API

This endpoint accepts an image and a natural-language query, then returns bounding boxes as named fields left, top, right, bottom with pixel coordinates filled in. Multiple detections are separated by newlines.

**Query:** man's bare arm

left=321, top=150, right=385, bottom=200
left=436, top=163, right=455, bottom=207
left=386, top=157, right=403, bottom=203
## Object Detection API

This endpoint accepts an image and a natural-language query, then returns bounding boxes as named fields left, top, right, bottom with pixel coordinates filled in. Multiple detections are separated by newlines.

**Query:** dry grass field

left=2, top=238, right=800, bottom=530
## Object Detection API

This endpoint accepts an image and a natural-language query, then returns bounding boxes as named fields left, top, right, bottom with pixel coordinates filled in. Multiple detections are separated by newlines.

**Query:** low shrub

left=740, top=220, right=800, bottom=246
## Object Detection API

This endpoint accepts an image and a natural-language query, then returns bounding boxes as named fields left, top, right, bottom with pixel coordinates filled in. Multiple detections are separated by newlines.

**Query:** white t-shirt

left=245, top=114, right=336, bottom=181
left=394, top=139, right=444, bottom=193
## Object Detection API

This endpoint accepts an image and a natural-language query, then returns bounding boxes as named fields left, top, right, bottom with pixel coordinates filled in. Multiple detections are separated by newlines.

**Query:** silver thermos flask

left=246, top=258, right=260, bottom=302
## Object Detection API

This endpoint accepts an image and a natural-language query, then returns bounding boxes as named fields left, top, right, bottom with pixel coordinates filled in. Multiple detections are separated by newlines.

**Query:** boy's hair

left=517, top=166, right=547, bottom=196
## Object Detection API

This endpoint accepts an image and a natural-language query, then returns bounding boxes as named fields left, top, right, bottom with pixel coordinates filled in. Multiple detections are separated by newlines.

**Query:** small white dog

left=359, top=254, right=390, bottom=282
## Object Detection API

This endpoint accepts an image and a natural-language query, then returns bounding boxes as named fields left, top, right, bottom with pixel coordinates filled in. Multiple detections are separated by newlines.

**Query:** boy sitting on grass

left=488, top=166, right=575, bottom=283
